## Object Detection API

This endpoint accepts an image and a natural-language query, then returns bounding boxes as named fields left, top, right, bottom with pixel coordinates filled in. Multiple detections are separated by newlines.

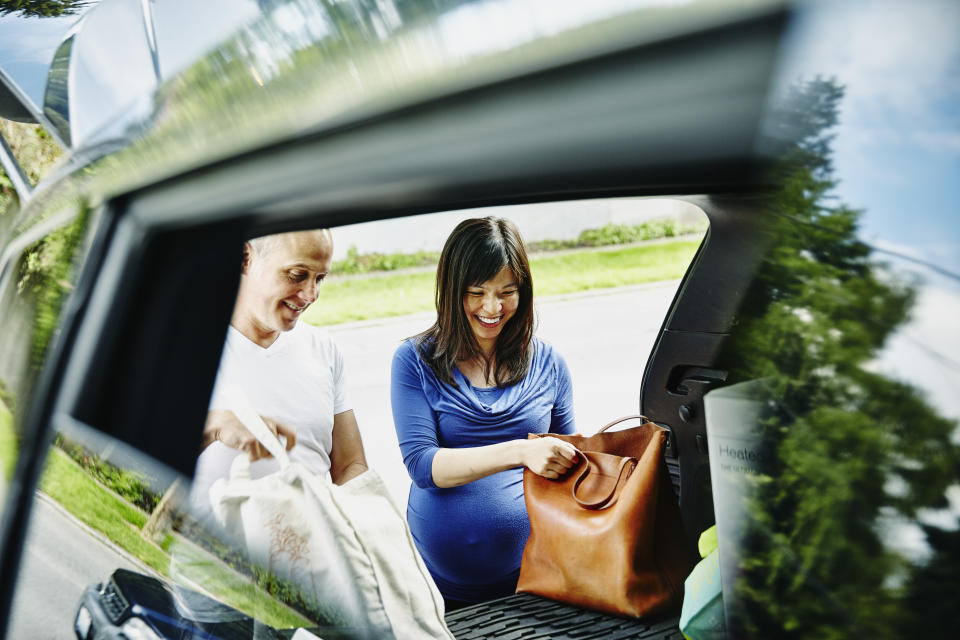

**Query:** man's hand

left=202, top=409, right=297, bottom=461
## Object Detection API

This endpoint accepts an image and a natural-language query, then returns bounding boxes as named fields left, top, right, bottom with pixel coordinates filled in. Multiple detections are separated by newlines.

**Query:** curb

left=34, top=490, right=164, bottom=579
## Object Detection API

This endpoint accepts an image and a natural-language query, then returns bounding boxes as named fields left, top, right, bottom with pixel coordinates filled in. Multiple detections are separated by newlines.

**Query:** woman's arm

left=391, top=343, right=445, bottom=489
left=430, top=436, right=578, bottom=488
left=329, top=409, right=368, bottom=485
left=550, top=350, right=577, bottom=435
left=391, top=342, right=579, bottom=489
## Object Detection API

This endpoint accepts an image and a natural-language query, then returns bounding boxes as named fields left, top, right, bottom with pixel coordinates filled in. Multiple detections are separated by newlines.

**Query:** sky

left=776, top=1, right=960, bottom=469
left=778, top=0, right=960, bottom=275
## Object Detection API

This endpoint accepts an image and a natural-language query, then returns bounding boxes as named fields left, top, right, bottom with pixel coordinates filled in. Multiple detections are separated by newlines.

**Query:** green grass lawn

left=169, top=541, right=313, bottom=629
left=40, top=449, right=170, bottom=573
left=304, top=238, right=700, bottom=326
left=38, top=448, right=310, bottom=629
left=0, top=400, right=14, bottom=481
left=533, top=239, right=699, bottom=296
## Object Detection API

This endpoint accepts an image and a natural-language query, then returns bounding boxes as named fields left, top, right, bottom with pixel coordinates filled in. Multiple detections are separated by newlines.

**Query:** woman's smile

left=463, top=266, right=520, bottom=350
left=476, top=314, right=503, bottom=327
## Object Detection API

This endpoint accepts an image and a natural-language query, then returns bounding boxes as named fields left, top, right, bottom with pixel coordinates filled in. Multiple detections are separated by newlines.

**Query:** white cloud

left=781, top=0, right=960, bottom=152
left=876, top=281, right=960, bottom=422
left=910, top=130, right=960, bottom=154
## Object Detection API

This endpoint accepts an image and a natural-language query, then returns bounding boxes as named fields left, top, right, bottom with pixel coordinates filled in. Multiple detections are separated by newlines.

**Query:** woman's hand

left=201, top=409, right=297, bottom=461
left=521, top=436, right=579, bottom=479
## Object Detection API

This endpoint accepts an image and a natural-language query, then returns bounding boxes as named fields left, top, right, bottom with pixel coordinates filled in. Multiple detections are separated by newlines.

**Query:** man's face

left=234, top=230, right=333, bottom=346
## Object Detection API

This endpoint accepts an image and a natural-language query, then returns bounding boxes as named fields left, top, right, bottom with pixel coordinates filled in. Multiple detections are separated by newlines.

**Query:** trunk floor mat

left=445, top=592, right=684, bottom=640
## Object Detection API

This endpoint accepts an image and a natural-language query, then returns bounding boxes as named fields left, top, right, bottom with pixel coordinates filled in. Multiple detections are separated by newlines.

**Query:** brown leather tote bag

left=517, top=416, right=692, bottom=618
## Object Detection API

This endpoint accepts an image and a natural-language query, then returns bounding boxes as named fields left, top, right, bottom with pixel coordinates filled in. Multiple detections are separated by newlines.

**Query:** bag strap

left=597, top=414, right=650, bottom=433
left=221, top=385, right=290, bottom=466
left=571, top=454, right=637, bottom=510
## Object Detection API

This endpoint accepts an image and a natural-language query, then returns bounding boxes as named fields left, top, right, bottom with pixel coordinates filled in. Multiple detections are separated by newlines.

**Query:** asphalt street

left=330, top=281, right=679, bottom=508
left=6, top=494, right=148, bottom=639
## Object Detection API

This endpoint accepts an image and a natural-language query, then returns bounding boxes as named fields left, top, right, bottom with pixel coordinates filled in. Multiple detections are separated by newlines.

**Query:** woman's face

left=462, top=266, right=520, bottom=351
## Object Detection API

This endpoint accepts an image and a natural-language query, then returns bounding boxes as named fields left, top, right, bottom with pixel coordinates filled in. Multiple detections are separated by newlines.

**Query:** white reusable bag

left=208, top=391, right=454, bottom=640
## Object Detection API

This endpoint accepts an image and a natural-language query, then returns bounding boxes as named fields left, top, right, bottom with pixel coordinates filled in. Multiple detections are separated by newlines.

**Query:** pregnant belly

left=407, top=469, right=528, bottom=585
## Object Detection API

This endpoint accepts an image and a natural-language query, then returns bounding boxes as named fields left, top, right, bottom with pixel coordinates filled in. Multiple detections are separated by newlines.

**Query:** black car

left=75, top=569, right=290, bottom=640
left=1, top=0, right=957, bottom=638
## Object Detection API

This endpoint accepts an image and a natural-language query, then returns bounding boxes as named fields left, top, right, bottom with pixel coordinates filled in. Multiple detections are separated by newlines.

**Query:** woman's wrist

left=511, top=438, right=530, bottom=468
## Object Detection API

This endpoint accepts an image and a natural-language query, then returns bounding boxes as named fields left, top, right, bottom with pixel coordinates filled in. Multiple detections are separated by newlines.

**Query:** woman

left=390, top=216, right=580, bottom=609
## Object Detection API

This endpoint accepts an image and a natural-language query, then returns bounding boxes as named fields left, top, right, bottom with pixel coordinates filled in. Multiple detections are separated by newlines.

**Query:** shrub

left=332, top=217, right=703, bottom=273
left=333, top=245, right=438, bottom=275
left=54, top=436, right=161, bottom=512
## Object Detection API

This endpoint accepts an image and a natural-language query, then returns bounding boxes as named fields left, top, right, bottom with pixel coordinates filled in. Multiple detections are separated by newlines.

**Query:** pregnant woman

left=390, top=216, right=579, bottom=610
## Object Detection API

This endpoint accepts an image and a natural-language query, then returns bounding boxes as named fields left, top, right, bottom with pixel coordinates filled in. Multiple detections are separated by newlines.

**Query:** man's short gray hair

left=247, top=233, right=283, bottom=256
left=248, top=229, right=332, bottom=256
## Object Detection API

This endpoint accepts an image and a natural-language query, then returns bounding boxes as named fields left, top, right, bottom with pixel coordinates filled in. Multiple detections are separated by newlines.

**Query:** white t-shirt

left=190, top=322, right=351, bottom=516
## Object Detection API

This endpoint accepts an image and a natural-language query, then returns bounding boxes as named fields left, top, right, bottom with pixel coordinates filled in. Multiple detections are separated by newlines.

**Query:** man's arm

left=201, top=409, right=296, bottom=461
left=329, top=409, right=368, bottom=485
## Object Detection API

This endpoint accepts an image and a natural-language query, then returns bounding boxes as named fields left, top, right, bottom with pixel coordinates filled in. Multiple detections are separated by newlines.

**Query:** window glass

left=10, top=197, right=706, bottom=637
left=1, top=207, right=96, bottom=638
left=0, top=204, right=91, bottom=492
left=705, top=2, right=960, bottom=636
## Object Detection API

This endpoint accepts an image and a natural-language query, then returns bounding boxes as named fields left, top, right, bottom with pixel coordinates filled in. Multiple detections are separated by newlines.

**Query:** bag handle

left=597, top=414, right=650, bottom=433
left=221, top=385, right=290, bottom=466
left=571, top=454, right=637, bottom=510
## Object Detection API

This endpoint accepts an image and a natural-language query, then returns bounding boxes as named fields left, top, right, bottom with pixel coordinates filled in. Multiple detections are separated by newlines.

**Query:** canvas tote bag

left=517, top=416, right=691, bottom=618
left=208, top=390, right=454, bottom=640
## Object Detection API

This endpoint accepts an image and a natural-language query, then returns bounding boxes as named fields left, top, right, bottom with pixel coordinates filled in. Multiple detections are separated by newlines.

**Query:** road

left=332, top=281, right=678, bottom=508
left=6, top=495, right=148, bottom=639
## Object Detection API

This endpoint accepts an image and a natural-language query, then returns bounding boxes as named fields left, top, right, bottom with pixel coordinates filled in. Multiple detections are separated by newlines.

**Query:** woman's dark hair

left=417, top=216, right=535, bottom=387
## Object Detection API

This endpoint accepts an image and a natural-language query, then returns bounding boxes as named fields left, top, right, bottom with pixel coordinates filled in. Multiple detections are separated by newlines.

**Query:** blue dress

left=390, top=337, right=576, bottom=602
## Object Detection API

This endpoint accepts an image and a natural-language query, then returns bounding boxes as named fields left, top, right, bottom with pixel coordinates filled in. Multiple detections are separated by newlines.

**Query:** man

left=191, top=228, right=368, bottom=516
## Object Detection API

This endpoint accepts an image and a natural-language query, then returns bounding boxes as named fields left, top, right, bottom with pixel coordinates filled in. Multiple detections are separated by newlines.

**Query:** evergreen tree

left=0, top=0, right=93, bottom=18
left=719, top=77, right=960, bottom=638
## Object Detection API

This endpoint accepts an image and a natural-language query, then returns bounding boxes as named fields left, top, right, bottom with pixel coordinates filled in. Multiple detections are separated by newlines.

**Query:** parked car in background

left=1, top=0, right=957, bottom=638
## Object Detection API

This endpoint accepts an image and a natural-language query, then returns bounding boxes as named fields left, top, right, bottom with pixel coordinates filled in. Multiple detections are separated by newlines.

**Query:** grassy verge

left=57, top=436, right=160, bottom=512
left=533, top=239, right=699, bottom=296
left=39, top=448, right=170, bottom=573
left=170, top=541, right=313, bottom=629
left=304, top=238, right=700, bottom=326
left=38, top=448, right=309, bottom=629
left=330, top=219, right=706, bottom=276
left=0, top=400, right=14, bottom=481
